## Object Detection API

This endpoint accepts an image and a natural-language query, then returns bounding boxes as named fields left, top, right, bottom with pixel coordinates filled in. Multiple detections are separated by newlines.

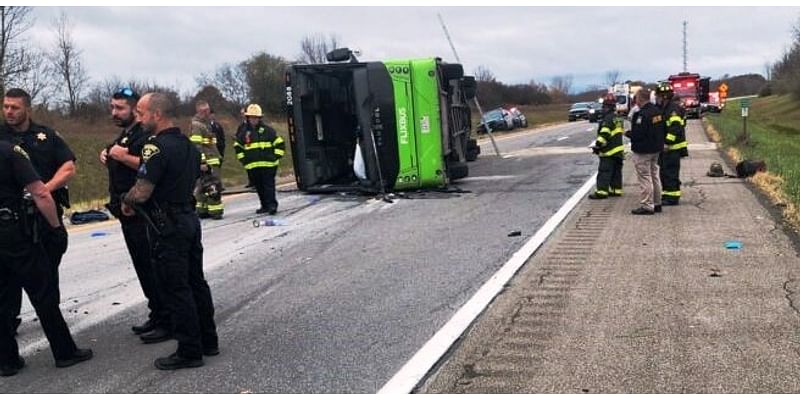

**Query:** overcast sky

left=25, top=6, right=800, bottom=95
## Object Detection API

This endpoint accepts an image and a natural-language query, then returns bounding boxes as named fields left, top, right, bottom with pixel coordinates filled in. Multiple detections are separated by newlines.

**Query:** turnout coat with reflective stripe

left=234, top=122, right=285, bottom=169
left=595, top=112, right=624, bottom=158
left=663, top=101, right=688, bottom=154
left=189, top=116, right=221, bottom=167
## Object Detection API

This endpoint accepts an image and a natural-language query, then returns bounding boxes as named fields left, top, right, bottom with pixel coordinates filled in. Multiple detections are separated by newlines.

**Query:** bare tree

left=474, top=65, right=496, bottom=82
left=604, top=70, right=621, bottom=87
left=549, top=75, right=573, bottom=96
left=13, top=48, right=54, bottom=106
left=49, top=11, right=89, bottom=116
left=196, top=62, right=249, bottom=109
left=297, top=33, right=339, bottom=64
left=764, top=61, right=772, bottom=81
left=0, top=6, right=35, bottom=95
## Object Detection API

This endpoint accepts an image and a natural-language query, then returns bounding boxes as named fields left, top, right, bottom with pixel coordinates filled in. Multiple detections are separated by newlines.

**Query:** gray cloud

left=26, top=6, right=800, bottom=95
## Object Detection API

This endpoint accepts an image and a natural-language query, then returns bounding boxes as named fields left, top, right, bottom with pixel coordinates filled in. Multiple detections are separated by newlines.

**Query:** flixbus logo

left=398, top=107, right=408, bottom=145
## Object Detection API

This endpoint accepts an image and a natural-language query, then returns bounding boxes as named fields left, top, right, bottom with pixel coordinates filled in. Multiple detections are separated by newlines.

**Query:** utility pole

left=437, top=13, right=502, bottom=157
left=682, top=20, right=688, bottom=73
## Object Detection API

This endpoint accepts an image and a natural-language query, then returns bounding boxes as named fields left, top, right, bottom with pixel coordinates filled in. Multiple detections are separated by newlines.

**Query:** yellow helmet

left=244, top=104, right=263, bottom=117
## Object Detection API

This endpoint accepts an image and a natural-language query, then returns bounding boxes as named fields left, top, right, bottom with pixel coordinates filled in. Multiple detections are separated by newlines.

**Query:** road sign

left=719, top=83, right=728, bottom=92
left=741, top=98, right=751, bottom=108
left=742, top=107, right=749, bottom=117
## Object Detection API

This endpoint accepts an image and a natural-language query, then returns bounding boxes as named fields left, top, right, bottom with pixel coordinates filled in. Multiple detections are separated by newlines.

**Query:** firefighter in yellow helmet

left=190, top=100, right=224, bottom=219
left=588, top=93, right=625, bottom=199
left=234, top=104, right=286, bottom=214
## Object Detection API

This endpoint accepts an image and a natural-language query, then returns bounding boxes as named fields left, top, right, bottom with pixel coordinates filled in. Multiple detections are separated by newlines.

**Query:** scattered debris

left=253, top=218, right=287, bottom=227
left=111, top=302, right=121, bottom=306
left=724, top=240, right=743, bottom=250
left=90, top=231, right=108, bottom=237
left=507, top=231, right=522, bottom=237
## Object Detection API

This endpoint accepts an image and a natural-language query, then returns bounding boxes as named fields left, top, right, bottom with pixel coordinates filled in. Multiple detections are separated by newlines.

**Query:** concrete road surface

left=5, top=121, right=599, bottom=393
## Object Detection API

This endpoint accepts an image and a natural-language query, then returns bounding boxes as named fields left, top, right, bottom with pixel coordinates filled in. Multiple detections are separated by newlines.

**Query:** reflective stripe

left=667, top=115, right=684, bottom=126
left=596, top=137, right=607, bottom=145
left=611, top=128, right=624, bottom=135
left=599, top=127, right=612, bottom=134
left=245, top=160, right=279, bottom=169
left=274, top=148, right=285, bottom=156
left=667, top=141, right=687, bottom=151
left=207, top=204, right=224, bottom=211
left=206, top=158, right=221, bottom=166
left=601, top=145, right=624, bottom=157
left=611, top=188, right=623, bottom=194
left=189, top=135, right=204, bottom=143
left=595, top=190, right=608, bottom=195
left=236, top=153, right=245, bottom=160
left=244, top=142, right=273, bottom=150
left=662, top=190, right=681, bottom=197
left=665, top=133, right=676, bottom=142
left=274, top=136, right=285, bottom=145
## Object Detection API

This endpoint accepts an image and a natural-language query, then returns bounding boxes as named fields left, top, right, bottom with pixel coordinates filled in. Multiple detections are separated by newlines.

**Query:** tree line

left=766, top=16, right=800, bottom=98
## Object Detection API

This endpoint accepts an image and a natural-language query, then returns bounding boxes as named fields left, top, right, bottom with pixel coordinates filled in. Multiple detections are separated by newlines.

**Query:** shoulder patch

left=142, top=143, right=161, bottom=161
left=13, top=145, right=30, bottom=159
left=36, top=132, right=47, bottom=141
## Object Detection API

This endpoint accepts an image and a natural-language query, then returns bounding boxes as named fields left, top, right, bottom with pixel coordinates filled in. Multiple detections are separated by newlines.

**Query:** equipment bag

left=70, top=209, right=110, bottom=225
left=735, top=160, right=766, bottom=178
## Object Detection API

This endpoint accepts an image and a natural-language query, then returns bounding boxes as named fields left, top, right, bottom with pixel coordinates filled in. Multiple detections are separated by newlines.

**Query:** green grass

left=706, top=95, right=800, bottom=206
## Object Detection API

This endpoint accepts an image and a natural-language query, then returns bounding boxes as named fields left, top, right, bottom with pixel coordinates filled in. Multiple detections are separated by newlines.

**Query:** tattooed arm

left=121, top=178, right=155, bottom=216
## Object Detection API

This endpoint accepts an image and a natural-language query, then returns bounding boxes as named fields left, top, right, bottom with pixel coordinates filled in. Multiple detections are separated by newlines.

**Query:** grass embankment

left=33, top=113, right=291, bottom=211
left=705, top=95, right=800, bottom=229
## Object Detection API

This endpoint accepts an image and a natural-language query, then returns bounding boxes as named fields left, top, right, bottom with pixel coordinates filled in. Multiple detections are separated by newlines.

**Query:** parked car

left=508, top=107, right=528, bottom=128
left=586, top=102, right=606, bottom=123
left=477, top=108, right=514, bottom=133
left=568, top=102, right=596, bottom=121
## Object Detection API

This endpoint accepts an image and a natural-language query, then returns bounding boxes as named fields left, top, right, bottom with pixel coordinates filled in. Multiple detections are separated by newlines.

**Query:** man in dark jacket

left=627, top=89, right=665, bottom=215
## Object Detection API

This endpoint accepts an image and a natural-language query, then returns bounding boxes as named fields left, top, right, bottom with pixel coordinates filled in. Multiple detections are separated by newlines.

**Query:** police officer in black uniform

left=1, top=88, right=76, bottom=334
left=100, top=88, right=170, bottom=343
left=0, top=141, right=92, bottom=377
left=122, top=93, right=219, bottom=370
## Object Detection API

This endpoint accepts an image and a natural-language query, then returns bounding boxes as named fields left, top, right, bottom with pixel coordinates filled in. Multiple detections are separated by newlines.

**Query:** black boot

left=154, top=352, right=204, bottom=370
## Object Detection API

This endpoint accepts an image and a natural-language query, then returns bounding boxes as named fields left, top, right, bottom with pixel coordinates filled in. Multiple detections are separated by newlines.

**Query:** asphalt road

left=5, top=120, right=599, bottom=393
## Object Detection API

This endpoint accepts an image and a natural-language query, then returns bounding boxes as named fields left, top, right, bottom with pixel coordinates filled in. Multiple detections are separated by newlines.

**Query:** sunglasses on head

left=115, top=87, right=139, bottom=99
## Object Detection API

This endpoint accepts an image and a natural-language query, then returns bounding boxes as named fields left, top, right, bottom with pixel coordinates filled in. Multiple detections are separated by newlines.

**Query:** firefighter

left=234, top=104, right=286, bottom=215
left=190, top=100, right=224, bottom=219
left=0, top=141, right=92, bottom=376
left=122, top=93, right=219, bottom=370
left=656, top=82, right=688, bottom=206
left=1, top=88, right=76, bottom=335
left=588, top=93, right=625, bottom=199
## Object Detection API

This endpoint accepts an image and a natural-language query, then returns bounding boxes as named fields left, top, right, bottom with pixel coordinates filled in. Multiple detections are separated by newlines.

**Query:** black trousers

left=10, top=208, right=67, bottom=328
left=659, top=151, right=682, bottom=200
left=120, top=216, right=168, bottom=327
left=148, top=212, right=217, bottom=359
left=596, top=156, right=623, bottom=195
left=249, top=167, right=278, bottom=211
left=1, top=224, right=77, bottom=365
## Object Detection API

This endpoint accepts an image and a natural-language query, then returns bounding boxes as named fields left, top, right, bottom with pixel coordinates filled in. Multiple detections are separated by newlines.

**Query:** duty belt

left=0, top=207, right=18, bottom=222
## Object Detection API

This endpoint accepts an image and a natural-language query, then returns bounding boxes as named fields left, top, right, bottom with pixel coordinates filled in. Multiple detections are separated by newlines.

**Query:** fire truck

left=667, top=72, right=710, bottom=119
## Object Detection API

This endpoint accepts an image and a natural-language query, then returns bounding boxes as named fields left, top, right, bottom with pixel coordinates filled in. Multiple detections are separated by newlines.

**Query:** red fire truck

left=668, top=72, right=705, bottom=118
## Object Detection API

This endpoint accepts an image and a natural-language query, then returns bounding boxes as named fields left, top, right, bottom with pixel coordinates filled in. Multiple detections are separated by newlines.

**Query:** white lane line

left=556, top=136, right=569, bottom=141
left=378, top=172, right=598, bottom=394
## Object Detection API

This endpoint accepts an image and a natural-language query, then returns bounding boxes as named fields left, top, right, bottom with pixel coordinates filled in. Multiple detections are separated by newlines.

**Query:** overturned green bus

left=285, top=48, right=479, bottom=193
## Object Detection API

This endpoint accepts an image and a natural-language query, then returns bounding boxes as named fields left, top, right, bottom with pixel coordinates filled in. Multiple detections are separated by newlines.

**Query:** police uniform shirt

left=0, top=142, right=41, bottom=207
left=137, top=127, right=201, bottom=205
left=0, top=122, right=76, bottom=183
left=107, top=122, right=149, bottom=197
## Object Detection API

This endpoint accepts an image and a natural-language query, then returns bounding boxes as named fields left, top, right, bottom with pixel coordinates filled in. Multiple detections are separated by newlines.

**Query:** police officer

left=656, top=82, right=688, bottom=206
left=122, top=93, right=219, bottom=370
left=0, top=141, right=92, bottom=377
left=234, top=104, right=286, bottom=215
left=99, top=88, right=170, bottom=343
left=190, top=100, right=224, bottom=220
left=589, top=94, right=625, bottom=199
left=1, top=88, right=76, bottom=334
